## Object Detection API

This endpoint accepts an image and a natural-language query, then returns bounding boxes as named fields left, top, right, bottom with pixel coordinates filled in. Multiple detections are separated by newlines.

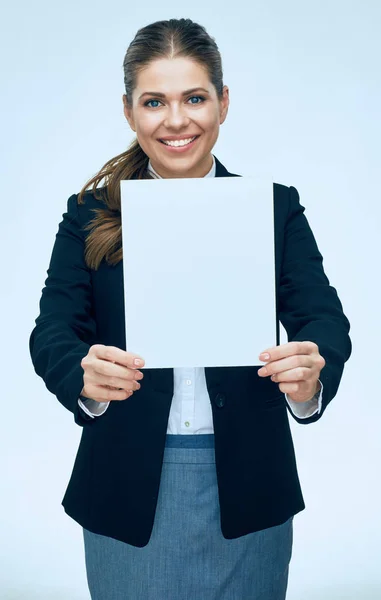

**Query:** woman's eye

left=188, top=96, right=205, bottom=104
left=145, top=96, right=205, bottom=108
left=145, top=99, right=162, bottom=108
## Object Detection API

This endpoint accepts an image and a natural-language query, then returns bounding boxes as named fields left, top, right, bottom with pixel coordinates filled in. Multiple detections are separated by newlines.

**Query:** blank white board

left=120, top=176, right=276, bottom=368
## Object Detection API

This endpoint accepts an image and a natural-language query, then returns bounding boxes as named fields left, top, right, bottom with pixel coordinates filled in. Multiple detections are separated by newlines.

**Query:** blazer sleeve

left=29, top=194, right=97, bottom=426
left=278, top=186, right=352, bottom=424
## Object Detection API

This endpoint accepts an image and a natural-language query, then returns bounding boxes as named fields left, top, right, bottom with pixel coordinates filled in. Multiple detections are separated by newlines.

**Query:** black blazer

left=29, top=156, right=351, bottom=547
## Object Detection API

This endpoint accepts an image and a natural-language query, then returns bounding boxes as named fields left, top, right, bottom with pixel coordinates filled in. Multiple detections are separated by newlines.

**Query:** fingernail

left=134, top=359, right=143, bottom=366
left=260, top=353, right=270, bottom=360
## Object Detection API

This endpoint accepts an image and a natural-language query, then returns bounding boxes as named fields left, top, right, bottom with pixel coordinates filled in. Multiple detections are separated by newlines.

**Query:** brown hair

left=77, top=18, right=224, bottom=270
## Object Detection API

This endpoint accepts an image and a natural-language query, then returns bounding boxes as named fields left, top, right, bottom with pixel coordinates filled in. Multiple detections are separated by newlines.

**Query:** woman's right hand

left=80, top=344, right=145, bottom=403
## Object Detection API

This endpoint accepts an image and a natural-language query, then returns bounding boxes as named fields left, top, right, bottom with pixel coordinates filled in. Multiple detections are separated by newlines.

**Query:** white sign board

left=120, top=176, right=276, bottom=369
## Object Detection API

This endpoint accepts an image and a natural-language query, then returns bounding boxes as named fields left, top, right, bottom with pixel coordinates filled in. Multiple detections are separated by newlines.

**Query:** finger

left=92, top=345, right=145, bottom=369
left=258, top=355, right=312, bottom=377
left=92, top=359, right=144, bottom=381
left=259, top=341, right=318, bottom=363
left=278, top=380, right=315, bottom=397
left=90, top=372, right=141, bottom=391
left=278, top=381, right=300, bottom=394
left=83, top=383, right=133, bottom=402
left=270, top=366, right=313, bottom=383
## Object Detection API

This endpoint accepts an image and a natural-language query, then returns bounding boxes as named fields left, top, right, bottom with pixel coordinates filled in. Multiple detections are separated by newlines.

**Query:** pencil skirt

left=83, top=434, right=293, bottom=600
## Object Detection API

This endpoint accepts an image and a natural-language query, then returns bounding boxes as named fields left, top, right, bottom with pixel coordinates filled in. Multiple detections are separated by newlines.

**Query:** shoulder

left=65, top=186, right=109, bottom=225
left=76, top=186, right=108, bottom=211
left=273, top=184, right=305, bottom=226
left=273, top=182, right=291, bottom=196
left=223, top=170, right=297, bottom=221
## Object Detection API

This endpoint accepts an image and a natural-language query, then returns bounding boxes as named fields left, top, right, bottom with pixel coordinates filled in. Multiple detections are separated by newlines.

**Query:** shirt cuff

left=285, top=379, right=323, bottom=419
left=78, top=397, right=110, bottom=418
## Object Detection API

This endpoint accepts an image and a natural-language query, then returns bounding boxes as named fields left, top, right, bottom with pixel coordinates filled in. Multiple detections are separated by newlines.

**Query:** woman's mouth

left=159, top=135, right=200, bottom=152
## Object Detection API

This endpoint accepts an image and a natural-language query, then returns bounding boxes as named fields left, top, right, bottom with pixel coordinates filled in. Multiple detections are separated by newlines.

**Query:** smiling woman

left=29, top=16, right=352, bottom=600
left=123, top=62, right=228, bottom=176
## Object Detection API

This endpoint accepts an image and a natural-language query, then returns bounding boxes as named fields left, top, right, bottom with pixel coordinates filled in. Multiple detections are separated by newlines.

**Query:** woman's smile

left=159, top=134, right=200, bottom=152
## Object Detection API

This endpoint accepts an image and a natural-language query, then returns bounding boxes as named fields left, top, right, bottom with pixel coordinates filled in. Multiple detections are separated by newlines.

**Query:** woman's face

left=123, top=57, right=229, bottom=178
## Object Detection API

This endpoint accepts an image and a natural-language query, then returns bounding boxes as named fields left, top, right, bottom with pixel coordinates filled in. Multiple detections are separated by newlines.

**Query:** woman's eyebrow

left=138, top=87, right=210, bottom=100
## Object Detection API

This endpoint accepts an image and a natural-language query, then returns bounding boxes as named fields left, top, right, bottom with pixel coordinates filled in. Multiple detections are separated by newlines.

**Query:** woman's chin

left=152, top=151, right=213, bottom=178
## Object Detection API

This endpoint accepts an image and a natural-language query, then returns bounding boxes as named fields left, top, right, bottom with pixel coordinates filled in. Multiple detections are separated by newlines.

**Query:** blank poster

left=120, top=176, right=276, bottom=369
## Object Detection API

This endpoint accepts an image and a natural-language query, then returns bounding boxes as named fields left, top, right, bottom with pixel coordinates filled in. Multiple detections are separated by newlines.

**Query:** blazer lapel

left=214, top=155, right=240, bottom=179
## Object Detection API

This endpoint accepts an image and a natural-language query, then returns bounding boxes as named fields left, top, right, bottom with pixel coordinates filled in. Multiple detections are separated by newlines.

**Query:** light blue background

left=1, top=1, right=380, bottom=598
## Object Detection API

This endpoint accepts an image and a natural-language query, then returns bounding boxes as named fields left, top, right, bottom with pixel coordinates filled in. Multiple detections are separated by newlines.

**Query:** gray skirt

left=83, top=434, right=293, bottom=600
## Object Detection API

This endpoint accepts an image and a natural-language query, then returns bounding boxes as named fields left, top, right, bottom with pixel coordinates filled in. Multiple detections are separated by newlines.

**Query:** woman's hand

left=80, top=344, right=145, bottom=403
left=257, top=341, right=325, bottom=403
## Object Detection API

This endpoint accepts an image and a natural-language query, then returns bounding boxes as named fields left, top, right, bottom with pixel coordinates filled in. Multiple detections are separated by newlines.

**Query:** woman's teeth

left=161, top=136, right=197, bottom=147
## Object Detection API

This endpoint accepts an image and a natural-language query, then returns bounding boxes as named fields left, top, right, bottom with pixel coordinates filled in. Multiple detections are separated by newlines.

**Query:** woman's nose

left=163, top=105, right=190, bottom=129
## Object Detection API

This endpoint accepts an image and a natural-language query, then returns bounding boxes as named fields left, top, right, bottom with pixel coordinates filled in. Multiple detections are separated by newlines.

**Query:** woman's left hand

left=257, top=341, right=325, bottom=403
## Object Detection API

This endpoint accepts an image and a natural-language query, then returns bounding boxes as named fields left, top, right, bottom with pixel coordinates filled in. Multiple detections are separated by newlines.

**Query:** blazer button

left=214, top=392, right=226, bottom=408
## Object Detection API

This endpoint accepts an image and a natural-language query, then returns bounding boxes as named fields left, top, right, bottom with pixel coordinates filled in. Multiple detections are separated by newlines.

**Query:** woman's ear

left=219, top=86, right=230, bottom=125
left=122, top=94, right=136, bottom=132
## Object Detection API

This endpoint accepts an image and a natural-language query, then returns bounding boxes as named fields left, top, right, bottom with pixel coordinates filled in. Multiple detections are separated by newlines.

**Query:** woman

left=29, top=18, right=352, bottom=600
